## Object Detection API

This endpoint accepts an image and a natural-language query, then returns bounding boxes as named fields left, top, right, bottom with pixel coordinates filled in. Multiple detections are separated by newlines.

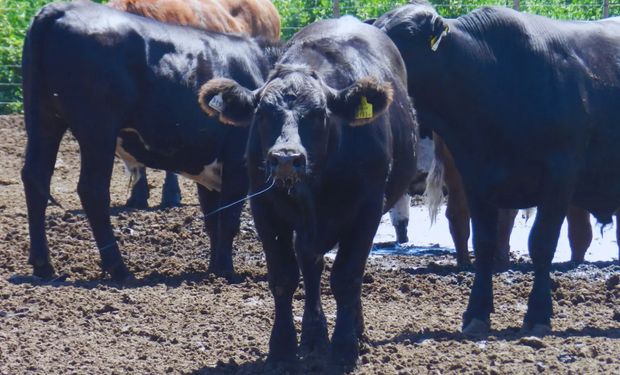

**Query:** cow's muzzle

left=267, top=149, right=307, bottom=189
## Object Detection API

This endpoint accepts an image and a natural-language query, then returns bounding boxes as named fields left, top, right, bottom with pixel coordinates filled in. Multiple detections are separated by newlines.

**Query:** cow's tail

left=22, top=3, right=67, bottom=122
left=425, top=155, right=445, bottom=224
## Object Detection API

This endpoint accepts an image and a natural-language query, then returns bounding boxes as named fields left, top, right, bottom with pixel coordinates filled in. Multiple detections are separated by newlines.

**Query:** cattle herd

left=18, top=0, right=620, bottom=368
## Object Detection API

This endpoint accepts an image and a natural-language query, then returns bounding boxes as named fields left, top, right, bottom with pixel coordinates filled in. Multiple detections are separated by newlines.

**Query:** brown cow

left=428, top=132, right=619, bottom=268
left=108, top=0, right=280, bottom=41
left=107, top=0, right=281, bottom=208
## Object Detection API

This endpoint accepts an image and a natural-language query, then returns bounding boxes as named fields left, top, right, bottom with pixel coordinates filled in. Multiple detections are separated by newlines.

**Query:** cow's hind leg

left=567, top=206, right=592, bottom=263
left=495, top=209, right=518, bottom=271
left=389, top=194, right=410, bottom=244
left=75, top=127, right=130, bottom=282
left=296, top=238, right=329, bottom=356
left=160, top=172, right=182, bottom=208
left=522, top=202, right=566, bottom=334
left=125, top=167, right=149, bottom=209
left=22, top=113, right=67, bottom=278
left=198, top=162, right=246, bottom=278
left=197, top=184, right=220, bottom=262
left=252, top=198, right=298, bottom=363
left=462, top=200, right=498, bottom=336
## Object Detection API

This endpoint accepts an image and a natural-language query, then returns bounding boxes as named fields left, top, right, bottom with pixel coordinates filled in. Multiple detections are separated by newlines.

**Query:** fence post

left=603, top=0, right=609, bottom=18
left=513, top=0, right=520, bottom=11
left=333, top=0, right=340, bottom=18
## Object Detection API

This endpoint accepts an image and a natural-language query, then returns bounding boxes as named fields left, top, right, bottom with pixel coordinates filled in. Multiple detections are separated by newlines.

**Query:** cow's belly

left=180, top=160, right=222, bottom=192
left=115, top=128, right=222, bottom=191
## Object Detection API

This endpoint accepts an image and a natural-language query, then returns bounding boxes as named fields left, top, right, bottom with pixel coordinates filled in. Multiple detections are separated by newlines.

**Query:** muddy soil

left=1, top=115, right=620, bottom=374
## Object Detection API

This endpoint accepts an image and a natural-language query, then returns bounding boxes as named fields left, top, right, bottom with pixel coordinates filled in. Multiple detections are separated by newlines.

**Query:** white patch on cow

left=390, top=194, right=411, bottom=224
left=115, top=128, right=148, bottom=188
left=181, top=159, right=223, bottom=192
left=416, top=137, right=434, bottom=174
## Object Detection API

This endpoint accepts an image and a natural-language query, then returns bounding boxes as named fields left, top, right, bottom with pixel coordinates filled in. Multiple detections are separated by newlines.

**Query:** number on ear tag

left=209, top=94, right=224, bottom=112
left=355, top=96, right=373, bottom=120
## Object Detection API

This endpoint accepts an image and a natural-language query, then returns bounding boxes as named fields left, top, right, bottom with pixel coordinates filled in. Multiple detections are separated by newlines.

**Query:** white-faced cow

left=107, top=0, right=281, bottom=208
left=21, top=1, right=275, bottom=281
left=375, top=1, right=620, bottom=335
left=198, top=17, right=417, bottom=365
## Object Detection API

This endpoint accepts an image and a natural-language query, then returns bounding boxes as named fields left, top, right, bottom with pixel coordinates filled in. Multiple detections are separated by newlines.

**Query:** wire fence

left=1, top=0, right=619, bottom=114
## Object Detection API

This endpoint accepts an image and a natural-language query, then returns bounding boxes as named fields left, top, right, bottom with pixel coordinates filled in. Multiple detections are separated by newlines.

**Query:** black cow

left=198, top=16, right=417, bottom=365
left=375, top=1, right=620, bottom=335
left=21, top=1, right=273, bottom=281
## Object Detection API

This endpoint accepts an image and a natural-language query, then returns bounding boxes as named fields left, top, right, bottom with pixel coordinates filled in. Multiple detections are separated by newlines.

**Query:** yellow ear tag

left=355, top=96, right=373, bottom=120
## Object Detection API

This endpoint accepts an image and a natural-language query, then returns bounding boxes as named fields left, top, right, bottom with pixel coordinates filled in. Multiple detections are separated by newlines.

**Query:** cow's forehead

left=259, top=72, right=326, bottom=110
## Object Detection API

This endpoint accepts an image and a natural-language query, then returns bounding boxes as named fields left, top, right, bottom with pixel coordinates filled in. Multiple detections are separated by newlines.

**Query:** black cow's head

left=374, top=0, right=449, bottom=56
left=198, top=64, right=393, bottom=189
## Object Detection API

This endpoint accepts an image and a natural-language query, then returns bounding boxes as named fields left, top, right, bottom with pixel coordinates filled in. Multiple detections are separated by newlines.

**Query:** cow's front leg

left=75, top=129, right=130, bottom=282
left=251, top=198, right=299, bottom=363
left=522, top=202, right=566, bottom=334
left=329, top=198, right=381, bottom=367
left=296, top=236, right=328, bottom=356
left=462, top=200, right=498, bottom=335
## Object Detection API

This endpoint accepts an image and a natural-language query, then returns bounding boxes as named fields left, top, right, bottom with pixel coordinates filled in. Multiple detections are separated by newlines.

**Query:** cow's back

left=108, top=0, right=280, bottom=41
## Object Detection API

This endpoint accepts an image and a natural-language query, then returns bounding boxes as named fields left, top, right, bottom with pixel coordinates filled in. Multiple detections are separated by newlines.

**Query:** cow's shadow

left=402, top=259, right=619, bottom=276
left=7, top=269, right=268, bottom=290
left=372, top=325, right=620, bottom=348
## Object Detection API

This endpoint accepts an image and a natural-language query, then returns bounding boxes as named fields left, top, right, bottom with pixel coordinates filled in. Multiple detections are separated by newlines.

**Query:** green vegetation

left=1, top=0, right=618, bottom=113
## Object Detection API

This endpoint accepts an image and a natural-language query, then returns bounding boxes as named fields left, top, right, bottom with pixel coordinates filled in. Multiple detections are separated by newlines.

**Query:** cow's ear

left=198, top=78, right=257, bottom=126
left=328, top=77, right=393, bottom=127
left=429, top=15, right=449, bottom=52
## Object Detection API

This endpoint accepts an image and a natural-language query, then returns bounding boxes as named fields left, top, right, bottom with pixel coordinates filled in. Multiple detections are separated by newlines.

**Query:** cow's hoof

left=107, top=262, right=134, bottom=284
left=329, top=337, right=359, bottom=369
left=521, top=323, right=551, bottom=337
left=268, top=330, right=298, bottom=364
left=125, top=196, right=149, bottom=210
left=299, top=320, right=329, bottom=356
left=208, top=263, right=236, bottom=282
left=159, top=195, right=181, bottom=209
left=32, top=262, right=55, bottom=280
left=493, top=258, right=510, bottom=272
left=395, top=221, right=409, bottom=244
left=462, top=318, right=490, bottom=337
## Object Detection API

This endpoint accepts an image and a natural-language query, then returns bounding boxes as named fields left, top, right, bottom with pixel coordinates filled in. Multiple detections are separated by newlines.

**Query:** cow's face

left=198, top=65, right=393, bottom=190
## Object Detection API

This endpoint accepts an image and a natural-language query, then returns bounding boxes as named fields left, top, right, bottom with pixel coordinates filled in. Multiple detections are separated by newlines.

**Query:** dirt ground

left=1, top=115, right=620, bottom=374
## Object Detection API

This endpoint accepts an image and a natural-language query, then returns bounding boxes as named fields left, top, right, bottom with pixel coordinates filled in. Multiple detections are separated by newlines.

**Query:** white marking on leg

left=390, top=194, right=411, bottom=225
left=181, top=159, right=222, bottom=192
left=115, top=136, right=145, bottom=188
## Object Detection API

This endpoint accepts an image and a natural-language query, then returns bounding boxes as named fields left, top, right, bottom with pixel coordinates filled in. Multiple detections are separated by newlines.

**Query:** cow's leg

left=616, top=210, right=620, bottom=263
left=389, top=194, right=410, bottom=243
left=22, top=113, right=67, bottom=279
left=567, top=206, right=592, bottom=263
left=296, top=238, right=328, bottom=355
left=197, top=184, right=220, bottom=266
left=251, top=198, right=298, bottom=362
left=125, top=167, right=149, bottom=209
left=210, top=163, right=246, bottom=278
left=160, top=172, right=182, bottom=208
left=75, top=129, right=130, bottom=282
left=329, top=197, right=381, bottom=366
left=522, top=203, right=566, bottom=334
left=495, top=209, right=518, bottom=271
left=462, top=200, right=498, bottom=335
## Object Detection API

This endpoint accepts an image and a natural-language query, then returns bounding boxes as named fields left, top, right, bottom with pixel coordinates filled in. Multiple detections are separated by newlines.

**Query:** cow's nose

left=267, top=150, right=306, bottom=171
